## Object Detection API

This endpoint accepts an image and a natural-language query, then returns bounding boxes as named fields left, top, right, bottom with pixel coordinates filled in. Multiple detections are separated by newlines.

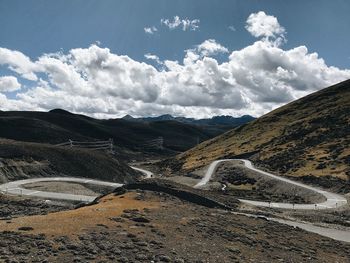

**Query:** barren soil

left=0, top=194, right=74, bottom=219
left=0, top=190, right=349, bottom=263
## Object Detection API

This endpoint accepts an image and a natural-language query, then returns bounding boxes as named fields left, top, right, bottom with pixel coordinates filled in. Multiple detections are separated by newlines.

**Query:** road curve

left=0, top=177, right=123, bottom=202
left=194, top=159, right=348, bottom=210
left=1, top=162, right=349, bottom=243
left=130, top=166, right=153, bottom=178
left=231, top=211, right=350, bottom=243
left=0, top=166, right=152, bottom=202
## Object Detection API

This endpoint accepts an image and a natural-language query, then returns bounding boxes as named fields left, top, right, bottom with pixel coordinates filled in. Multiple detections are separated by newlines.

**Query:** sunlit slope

left=176, top=79, right=350, bottom=180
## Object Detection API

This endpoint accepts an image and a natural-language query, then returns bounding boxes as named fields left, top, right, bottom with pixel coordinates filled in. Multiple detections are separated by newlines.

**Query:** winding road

left=195, top=159, right=348, bottom=210
left=0, top=160, right=349, bottom=242
left=0, top=166, right=153, bottom=202
left=130, top=166, right=153, bottom=178
left=0, top=159, right=346, bottom=209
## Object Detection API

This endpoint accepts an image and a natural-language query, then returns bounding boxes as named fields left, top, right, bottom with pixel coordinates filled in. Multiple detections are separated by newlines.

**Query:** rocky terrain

left=0, top=81, right=349, bottom=262
left=0, top=188, right=349, bottom=263
left=0, top=194, right=73, bottom=219
left=165, top=79, right=350, bottom=189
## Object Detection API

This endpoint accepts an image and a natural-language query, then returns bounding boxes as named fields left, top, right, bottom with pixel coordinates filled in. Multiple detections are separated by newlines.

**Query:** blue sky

left=0, top=0, right=349, bottom=118
left=1, top=0, right=350, bottom=67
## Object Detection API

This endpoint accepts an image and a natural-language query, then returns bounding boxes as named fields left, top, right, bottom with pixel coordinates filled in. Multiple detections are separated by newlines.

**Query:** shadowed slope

left=0, top=110, right=247, bottom=153
left=0, top=139, right=141, bottom=184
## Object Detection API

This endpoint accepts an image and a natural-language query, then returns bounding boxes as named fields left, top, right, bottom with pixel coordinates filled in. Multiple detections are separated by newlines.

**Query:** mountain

left=170, top=79, right=350, bottom=186
left=0, top=110, right=251, bottom=154
left=0, top=139, right=140, bottom=184
left=122, top=114, right=255, bottom=126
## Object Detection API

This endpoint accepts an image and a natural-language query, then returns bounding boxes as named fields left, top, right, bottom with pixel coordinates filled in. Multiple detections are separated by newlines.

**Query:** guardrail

left=55, top=139, right=115, bottom=153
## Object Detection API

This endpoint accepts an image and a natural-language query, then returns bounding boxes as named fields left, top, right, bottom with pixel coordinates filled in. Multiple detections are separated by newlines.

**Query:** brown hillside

left=175, top=79, right=350, bottom=182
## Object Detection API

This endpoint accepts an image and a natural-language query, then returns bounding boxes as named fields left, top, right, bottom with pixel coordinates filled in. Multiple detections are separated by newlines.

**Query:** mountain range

left=122, top=114, right=255, bottom=126
left=0, top=110, right=254, bottom=154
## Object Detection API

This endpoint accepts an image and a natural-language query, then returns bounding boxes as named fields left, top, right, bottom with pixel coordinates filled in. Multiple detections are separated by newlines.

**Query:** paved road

left=0, top=166, right=152, bottom=202
left=231, top=211, right=350, bottom=243
left=130, top=166, right=153, bottom=178
left=195, top=159, right=348, bottom=210
left=0, top=177, right=123, bottom=202
left=1, top=162, right=349, bottom=242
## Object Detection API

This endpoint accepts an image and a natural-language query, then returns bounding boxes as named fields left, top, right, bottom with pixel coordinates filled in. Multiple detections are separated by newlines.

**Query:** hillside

left=0, top=110, right=245, bottom=153
left=172, top=79, right=350, bottom=183
left=0, top=139, right=140, bottom=184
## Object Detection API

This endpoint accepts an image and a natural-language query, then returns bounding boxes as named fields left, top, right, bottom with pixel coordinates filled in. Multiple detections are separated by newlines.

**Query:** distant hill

left=122, top=114, right=255, bottom=126
left=0, top=110, right=253, bottom=154
left=0, top=139, right=140, bottom=184
left=170, top=79, right=350, bottom=187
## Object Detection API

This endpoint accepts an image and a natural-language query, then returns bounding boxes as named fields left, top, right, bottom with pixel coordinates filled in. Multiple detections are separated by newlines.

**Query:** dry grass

left=0, top=193, right=159, bottom=238
left=176, top=80, right=350, bottom=181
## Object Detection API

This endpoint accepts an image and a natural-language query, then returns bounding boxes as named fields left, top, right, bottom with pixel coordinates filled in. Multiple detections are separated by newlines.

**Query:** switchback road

left=194, top=159, right=348, bottom=210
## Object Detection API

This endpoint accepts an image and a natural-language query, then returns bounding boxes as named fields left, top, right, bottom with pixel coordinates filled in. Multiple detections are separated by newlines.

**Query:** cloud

left=228, top=25, right=236, bottom=32
left=161, top=16, right=200, bottom=31
left=0, top=76, right=21, bottom=92
left=0, top=12, right=349, bottom=118
left=0, top=47, right=38, bottom=80
left=197, top=39, right=229, bottom=57
left=184, top=39, right=229, bottom=65
left=144, top=26, right=158, bottom=34
left=144, top=53, right=163, bottom=66
left=245, top=11, right=285, bottom=46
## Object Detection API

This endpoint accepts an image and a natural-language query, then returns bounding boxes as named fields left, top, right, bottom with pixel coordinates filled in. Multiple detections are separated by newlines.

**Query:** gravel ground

left=0, top=190, right=349, bottom=262
left=0, top=194, right=74, bottom=219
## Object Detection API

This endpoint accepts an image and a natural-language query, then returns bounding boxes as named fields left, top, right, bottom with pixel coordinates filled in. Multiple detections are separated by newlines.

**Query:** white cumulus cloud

left=0, top=76, right=21, bottom=92
left=0, top=47, right=39, bottom=81
left=246, top=11, right=286, bottom=46
left=144, top=53, right=163, bottom=66
left=0, top=12, right=349, bottom=119
left=197, top=39, right=229, bottom=57
left=184, top=39, right=229, bottom=65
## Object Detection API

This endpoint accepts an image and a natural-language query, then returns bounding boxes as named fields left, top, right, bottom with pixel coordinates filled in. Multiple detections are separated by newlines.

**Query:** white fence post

left=109, top=138, right=113, bottom=152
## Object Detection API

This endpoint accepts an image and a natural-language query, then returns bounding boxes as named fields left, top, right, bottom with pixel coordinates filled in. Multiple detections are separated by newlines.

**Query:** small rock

left=18, top=226, right=34, bottom=231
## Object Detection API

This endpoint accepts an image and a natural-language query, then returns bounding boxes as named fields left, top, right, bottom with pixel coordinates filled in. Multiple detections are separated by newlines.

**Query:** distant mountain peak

left=122, top=114, right=135, bottom=120
left=49, top=109, right=74, bottom=115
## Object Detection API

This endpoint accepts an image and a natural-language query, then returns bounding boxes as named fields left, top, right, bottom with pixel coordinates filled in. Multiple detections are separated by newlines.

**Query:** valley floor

left=1, top=190, right=350, bottom=263
left=1, top=159, right=350, bottom=262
